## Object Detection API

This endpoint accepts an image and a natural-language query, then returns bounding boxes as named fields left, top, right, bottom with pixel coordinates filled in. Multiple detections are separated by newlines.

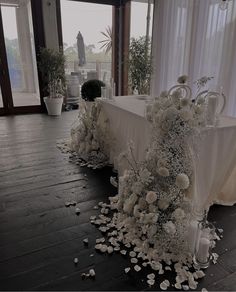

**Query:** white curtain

left=151, top=0, right=236, bottom=116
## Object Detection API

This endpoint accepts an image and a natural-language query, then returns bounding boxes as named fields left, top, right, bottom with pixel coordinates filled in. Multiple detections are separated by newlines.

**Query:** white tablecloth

left=100, top=96, right=236, bottom=208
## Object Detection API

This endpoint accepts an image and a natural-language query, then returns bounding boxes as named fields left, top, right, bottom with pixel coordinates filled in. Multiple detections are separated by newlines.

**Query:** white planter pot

left=67, top=75, right=80, bottom=97
left=44, top=97, right=63, bottom=116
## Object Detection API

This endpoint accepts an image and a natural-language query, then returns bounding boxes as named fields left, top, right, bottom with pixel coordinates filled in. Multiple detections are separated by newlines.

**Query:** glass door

left=0, top=0, right=41, bottom=115
left=60, top=0, right=113, bottom=104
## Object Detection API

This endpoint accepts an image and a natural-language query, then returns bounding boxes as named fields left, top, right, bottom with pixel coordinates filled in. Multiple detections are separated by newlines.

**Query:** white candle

left=188, top=221, right=199, bottom=254
left=196, top=237, right=210, bottom=263
left=207, top=95, right=218, bottom=126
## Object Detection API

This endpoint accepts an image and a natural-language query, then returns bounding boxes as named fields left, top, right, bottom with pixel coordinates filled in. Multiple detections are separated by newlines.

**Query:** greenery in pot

left=128, top=36, right=152, bottom=95
left=81, top=79, right=105, bottom=101
left=38, top=47, right=66, bottom=98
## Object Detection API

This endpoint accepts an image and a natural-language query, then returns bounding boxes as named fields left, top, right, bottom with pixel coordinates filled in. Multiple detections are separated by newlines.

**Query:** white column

left=42, top=0, right=59, bottom=51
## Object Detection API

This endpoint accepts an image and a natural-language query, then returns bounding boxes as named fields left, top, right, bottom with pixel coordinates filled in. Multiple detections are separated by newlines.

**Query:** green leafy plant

left=128, top=36, right=152, bottom=95
left=99, top=26, right=112, bottom=54
left=81, top=79, right=105, bottom=102
left=38, top=47, right=66, bottom=98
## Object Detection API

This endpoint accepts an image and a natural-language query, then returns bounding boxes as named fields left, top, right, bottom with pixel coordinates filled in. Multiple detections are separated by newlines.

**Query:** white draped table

left=99, top=95, right=236, bottom=209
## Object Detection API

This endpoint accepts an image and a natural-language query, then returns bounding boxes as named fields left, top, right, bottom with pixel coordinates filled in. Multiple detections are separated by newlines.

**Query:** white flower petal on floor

left=147, top=279, right=155, bottom=286
left=89, top=269, right=96, bottom=277
left=131, top=258, right=138, bottom=264
left=125, top=267, right=131, bottom=273
left=107, top=246, right=114, bottom=254
left=134, top=265, right=141, bottom=272
left=147, top=273, right=155, bottom=280
left=83, top=238, right=88, bottom=245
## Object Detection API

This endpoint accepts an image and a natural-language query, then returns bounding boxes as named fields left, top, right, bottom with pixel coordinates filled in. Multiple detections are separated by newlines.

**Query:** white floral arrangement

left=70, top=100, right=111, bottom=169
left=90, top=76, right=221, bottom=290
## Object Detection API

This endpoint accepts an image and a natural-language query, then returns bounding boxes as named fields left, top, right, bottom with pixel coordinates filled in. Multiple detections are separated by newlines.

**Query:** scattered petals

left=147, top=273, right=155, bottom=280
left=125, top=267, right=130, bottom=274
left=134, top=265, right=141, bottom=272
left=83, top=238, right=88, bottom=245
left=89, top=268, right=96, bottom=277
left=147, top=279, right=155, bottom=286
left=131, top=258, right=138, bottom=264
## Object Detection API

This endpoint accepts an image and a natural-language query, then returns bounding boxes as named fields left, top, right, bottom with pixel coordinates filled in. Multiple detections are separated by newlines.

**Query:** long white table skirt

left=100, top=96, right=236, bottom=209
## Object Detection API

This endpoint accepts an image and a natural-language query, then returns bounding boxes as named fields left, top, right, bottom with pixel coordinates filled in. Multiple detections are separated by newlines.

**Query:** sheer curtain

left=151, top=0, right=236, bottom=116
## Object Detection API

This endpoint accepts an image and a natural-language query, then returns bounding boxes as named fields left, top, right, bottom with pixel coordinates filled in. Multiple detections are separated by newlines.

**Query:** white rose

left=194, top=104, right=205, bottom=115
left=175, top=173, right=190, bottom=190
left=148, top=225, right=158, bottom=238
left=163, top=221, right=176, bottom=235
left=180, top=97, right=190, bottom=107
left=161, top=120, right=171, bottom=132
left=133, top=204, right=140, bottom=218
left=131, top=181, right=143, bottom=194
left=165, top=107, right=179, bottom=122
left=160, top=99, right=172, bottom=110
left=141, top=213, right=158, bottom=224
left=179, top=109, right=193, bottom=121
left=149, top=204, right=158, bottom=213
left=197, top=96, right=205, bottom=105
left=157, top=167, right=169, bottom=177
left=138, top=197, right=147, bottom=209
left=171, top=89, right=182, bottom=101
left=146, top=191, right=158, bottom=204
left=172, top=208, right=185, bottom=221
left=158, top=198, right=169, bottom=210
left=157, top=158, right=168, bottom=169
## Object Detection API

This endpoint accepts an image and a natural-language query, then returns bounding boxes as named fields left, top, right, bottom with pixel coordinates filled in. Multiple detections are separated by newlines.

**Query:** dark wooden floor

left=0, top=112, right=236, bottom=291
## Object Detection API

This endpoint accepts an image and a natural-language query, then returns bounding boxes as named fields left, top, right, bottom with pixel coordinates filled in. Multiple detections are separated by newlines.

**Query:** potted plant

left=81, top=79, right=105, bottom=101
left=38, top=47, right=66, bottom=116
left=128, top=36, right=152, bottom=95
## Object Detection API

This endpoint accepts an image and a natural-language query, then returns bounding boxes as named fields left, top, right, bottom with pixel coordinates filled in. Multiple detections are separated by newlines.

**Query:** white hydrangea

left=158, top=198, right=169, bottom=210
left=157, top=167, right=170, bottom=177
left=175, top=173, right=190, bottom=190
left=179, top=109, right=193, bottom=121
left=132, top=181, right=144, bottom=194
left=180, top=97, right=190, bottom=107
left=161, top=120, right=171, bottom=132
left=197, top=96, right=205, bottom=105
left=163, top=221, right=176, bottom=235
left=172, top=208, right=185, bottom=221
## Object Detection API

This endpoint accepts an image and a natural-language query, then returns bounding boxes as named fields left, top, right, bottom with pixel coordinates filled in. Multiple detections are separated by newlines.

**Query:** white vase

left=44, top=96, right=63, bottom=116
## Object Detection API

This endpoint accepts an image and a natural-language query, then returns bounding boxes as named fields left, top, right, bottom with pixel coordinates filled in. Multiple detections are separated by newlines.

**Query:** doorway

left=0, top=0, right=41, bottom=115
left=60, top=0, right=113, bottom=99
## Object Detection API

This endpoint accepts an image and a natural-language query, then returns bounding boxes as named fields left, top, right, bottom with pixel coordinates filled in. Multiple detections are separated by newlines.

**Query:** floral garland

left=90, top=76, right=221, bottom=290
left=70, top=100, right=111, bottom=169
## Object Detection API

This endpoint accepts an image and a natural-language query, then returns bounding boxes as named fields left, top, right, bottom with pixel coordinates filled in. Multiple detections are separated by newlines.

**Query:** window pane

left=1, top=1, right=40, bottom=107
left=60, top=0, right=113, bottom=104
left=129, top=0, right=154, bottom=95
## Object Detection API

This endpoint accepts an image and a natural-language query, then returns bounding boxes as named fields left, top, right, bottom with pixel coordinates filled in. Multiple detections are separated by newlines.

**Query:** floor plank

left=0, top=112, right=236, bottom=291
